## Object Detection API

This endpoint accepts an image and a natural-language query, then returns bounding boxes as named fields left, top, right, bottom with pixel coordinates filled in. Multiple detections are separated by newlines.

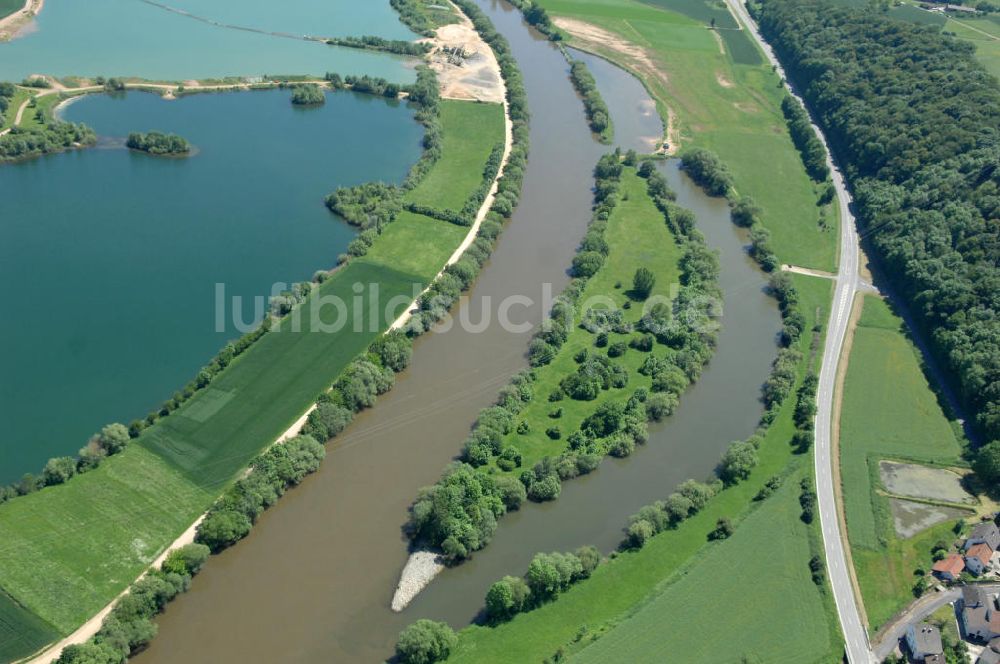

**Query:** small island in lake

left=126, top=131, right=190, bottom=156
left=290, top=84, right=325, bottom=106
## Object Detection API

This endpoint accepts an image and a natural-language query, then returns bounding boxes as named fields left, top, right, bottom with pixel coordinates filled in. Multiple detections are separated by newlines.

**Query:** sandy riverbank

left=0, top=0, right=44, bottom=41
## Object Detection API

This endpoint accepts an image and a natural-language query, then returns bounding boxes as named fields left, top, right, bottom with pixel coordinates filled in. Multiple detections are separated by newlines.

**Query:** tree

left=42, top=456, right=76, bottom=485
left=974, top=441, right=1000, bottom=484
left=632, top=267, right=656, bottom=300
left=626, top=519, right=655, bottom=548
left=97, top=423, right=131, bottom=454
left=718, top=440, right=759, bottom=485
left=395, top=619, right=457, bottom=664
left=485, top=575, right=530, bottom=621
left=709, top=517, right=734, bottom=540
left=195, top=509, right=252, bottom=552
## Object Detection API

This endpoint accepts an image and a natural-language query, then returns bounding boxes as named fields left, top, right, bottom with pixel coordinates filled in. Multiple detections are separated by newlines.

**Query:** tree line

left=325, top=34, right=431, bottom=57
left=568, top=59, right=611, bottom=141
left=755, top=0, right=1000, bottom=454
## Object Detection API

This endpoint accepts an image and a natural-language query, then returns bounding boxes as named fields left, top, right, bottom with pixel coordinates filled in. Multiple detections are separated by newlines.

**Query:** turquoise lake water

left=1, top=0, right=417, bottom=82
left=0, top=88, right=423, bottom=482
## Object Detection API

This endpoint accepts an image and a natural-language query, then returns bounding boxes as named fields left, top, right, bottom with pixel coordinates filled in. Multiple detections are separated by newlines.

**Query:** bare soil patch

left=427, top=18, right=503, bottom=102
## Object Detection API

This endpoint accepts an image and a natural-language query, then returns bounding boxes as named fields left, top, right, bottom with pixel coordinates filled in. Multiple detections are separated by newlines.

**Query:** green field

left=404, top=99, right=505, bottom=212
left=0, top=99, right=501, bottom=642
left=573, top=467, right=834, bottom=664
left=0, top=590, right=59, bottom=663
left=494, top=169, right=681, bottom=471
left=447, top=274, right=839, bottom=663
left=943, top=14, right=1000, bottom=79
left=840, top=295, right=965, bottom=630
left=540, top=0, right=838, bottom=271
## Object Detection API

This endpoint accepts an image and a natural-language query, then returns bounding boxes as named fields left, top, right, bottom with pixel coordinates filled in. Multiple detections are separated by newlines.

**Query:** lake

left=1, top=0, right=417, bottom=82
left=0, top=87, right=423, bottom=482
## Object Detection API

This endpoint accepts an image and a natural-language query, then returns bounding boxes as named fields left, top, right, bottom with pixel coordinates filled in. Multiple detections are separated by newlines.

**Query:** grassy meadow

left=539, top=0, right=839, bottom=271
left=572, top=467, right=835, bottom=664
left=0, top=98, right=502, bottom=642
left=0, top=590, right=59, bottom=663
left=839, top=294, right=965, bottom=630
left=446, top=273, right=839, bottom=663
left=404, top=99, right=505, bottom=212
left=496, top=169, right=681, bottom=471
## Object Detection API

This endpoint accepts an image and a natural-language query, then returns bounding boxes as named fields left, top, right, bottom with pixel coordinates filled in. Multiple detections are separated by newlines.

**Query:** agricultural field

left=404, top=99, right=505, bottom=212
left=539, top=0, right=838, bottom=271
left=0, top=590, right=59, bottom=663
left=446, top=273, right=838, bottom=663
left=493, top=168, right=681, bottom=471
left=839, top=294, right=967, bottom=630
left=942, top=14, right=1000, bottom=79
left=572, top=467, right=836, bottom=664
left=0, top=97, right=501, bottom=641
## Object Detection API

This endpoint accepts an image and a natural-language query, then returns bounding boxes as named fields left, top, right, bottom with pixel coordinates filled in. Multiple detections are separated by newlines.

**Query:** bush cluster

left=506, top=0, right=562, bottom=40
left=289, top=83, right=325, bottom=105
left=679, top=147, right=734, bottom=197
left=389, top=0, right=438, bottom=38
left=0, top=121, right=96, bottom=162
left=125, top=131, right=190, bottom=155
left=622, top=479, right=720, bottom=549
left=568, top=60, right=610, bottom=138
left=55, top=544, right=211, bottom=664
left=396, top=619, right=458, bottom=664
left=483, top=546, right=599, bottom=622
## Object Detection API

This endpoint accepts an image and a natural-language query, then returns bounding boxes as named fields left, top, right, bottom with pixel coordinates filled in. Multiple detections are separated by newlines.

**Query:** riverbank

left=0, top=0, right=42, bottom=41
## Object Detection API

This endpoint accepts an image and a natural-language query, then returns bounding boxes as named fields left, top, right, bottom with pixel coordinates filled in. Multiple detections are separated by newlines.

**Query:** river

left=130, top=2, right=779, bottom=662
left=0, top=0, right=415, bottom=82
left=0, top=88, right=422, bottom=483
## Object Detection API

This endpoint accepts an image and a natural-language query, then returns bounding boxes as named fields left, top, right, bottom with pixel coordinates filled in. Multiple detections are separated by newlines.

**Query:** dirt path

left=782, top=263, right=836, bottom=279
left=830, top=291, right=871, bottom=636
left=0, top=0, right=43, bottom=40
left=552, top=16, right=679, bottom=153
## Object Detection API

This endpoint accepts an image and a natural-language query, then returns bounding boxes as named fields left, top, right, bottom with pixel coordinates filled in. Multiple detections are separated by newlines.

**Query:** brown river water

left=133, top=2, right=779, bottom=661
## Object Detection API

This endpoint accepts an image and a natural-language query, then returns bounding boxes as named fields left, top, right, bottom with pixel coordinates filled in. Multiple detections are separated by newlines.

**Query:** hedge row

left=780, top=94, right=829, bottom=182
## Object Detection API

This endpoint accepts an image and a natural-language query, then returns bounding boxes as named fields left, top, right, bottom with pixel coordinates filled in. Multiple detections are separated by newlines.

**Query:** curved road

left=720, top=1, right=873, bottom=662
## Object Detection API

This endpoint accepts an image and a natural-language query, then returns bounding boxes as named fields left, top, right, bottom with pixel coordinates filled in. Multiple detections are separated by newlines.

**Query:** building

left=906, top=622, right=944, bottom=660
left=933, top=554, right=966, bottom=581
left=966, top=522, right=1000, bottom=552
left=961, top=587, right=1000, bottom=642
left=968, top=543, right=994, bottom=576
left=979, top=639, right=1000, bottom=664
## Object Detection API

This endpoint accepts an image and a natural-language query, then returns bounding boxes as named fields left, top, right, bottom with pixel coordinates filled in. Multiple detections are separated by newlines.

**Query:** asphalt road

left=720, top=1, right=873, bottom=661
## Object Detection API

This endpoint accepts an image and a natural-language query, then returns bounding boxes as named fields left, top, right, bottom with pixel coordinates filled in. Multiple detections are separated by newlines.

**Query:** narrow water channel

left=132, top=2, right=779, bottom=662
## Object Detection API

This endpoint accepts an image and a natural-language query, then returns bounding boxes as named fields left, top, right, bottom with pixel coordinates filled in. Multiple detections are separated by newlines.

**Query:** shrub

left=395, top=619, right=457, bottom=664
left=718, top=440, right=759, bottom=485
left=708, top=517, right=734, bottom=540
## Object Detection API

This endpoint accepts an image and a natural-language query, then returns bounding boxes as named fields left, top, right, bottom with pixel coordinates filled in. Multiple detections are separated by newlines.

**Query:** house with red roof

left=967, top=543, right=994, bottom=576
left=933, top=554, right=966, bottom=581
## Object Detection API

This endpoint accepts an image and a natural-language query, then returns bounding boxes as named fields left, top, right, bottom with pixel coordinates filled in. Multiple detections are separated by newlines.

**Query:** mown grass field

left=540, top=0, right=838, bottom=271
left=943, top=14, right=1000, bottom=79
left=447, top=274, right=839, bottom=663
left=17, top=94, right=61, bottom=132
left=0, top=590, right=59, bottom=663
left=840, top=295, right=965, bottom=630
left=0, top=99, right=500, bottom=639
left=573, top=467, right=833, bottom=664
left=496, top=169, right=681, bottom=471
left=404, top=99, right=505, bottom=212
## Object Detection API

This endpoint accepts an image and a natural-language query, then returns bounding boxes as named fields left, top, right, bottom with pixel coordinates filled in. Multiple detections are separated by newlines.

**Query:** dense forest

left=756, top=0, right=1000, bottom=450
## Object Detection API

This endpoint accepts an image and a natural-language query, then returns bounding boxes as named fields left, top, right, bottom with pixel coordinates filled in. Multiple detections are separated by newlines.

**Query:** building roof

left=910, top=623, right=943, bottom=655
left=934, top=554, right=966, bottom=576
left=972, top=522, right=1000, bottom=542
left=925, top=655, right=943, bottom=664
left=980, top=648, right=1000, bottom=664
left=965, top=604, right=992, bottom=636
left=966, top=584, right=986, bottom=607
left=990, top=635, right=1000, bottom=653
left=968, top=543, right=994, bottom=566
